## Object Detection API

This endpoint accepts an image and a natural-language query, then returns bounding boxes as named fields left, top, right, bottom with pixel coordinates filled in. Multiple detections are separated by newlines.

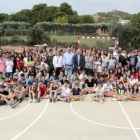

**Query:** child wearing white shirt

left=6, top=56, right=14, bottom=78
left=57, top=80, right=70, bottom=102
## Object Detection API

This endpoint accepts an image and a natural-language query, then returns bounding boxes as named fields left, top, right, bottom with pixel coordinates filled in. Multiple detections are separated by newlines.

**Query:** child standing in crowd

left=6, top=56, right=14, bottom=79
left=96, top=57, right=103, bottom=77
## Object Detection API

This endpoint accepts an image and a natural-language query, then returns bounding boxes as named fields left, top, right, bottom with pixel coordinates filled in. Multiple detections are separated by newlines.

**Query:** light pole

left=0, top=27, right=3, bottom=49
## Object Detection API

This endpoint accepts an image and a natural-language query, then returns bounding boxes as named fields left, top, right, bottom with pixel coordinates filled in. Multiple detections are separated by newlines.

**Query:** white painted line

left=71, top=102, right=132, bottom=129
left=118, top=102, right=140, bottom=140
left=11, top=100, right=49, bottom=140
left=0, top=103, right=30, bottom=121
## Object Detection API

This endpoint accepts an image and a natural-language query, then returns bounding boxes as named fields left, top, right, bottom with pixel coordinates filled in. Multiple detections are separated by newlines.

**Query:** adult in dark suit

left=73, top=49, right=85, bottom=71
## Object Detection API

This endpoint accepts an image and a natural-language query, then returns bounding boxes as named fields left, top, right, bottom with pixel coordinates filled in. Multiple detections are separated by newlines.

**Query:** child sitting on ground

left=71, top=83, right=83, bottom=101
left=85, top=74, right=96, bottom=94
left=38, top=81, right=49, bottom=102
left=112, top=81, right=128, bottom=102
left=14, top=82, right=26, bottom=103
left=103, top=79, right=114, bottom=97
left=128, top=84, right=140, bottom=101
left=29, top=82, right=38, bottom=103
left=49, top=82, right=58, bottom=103
left=57, top=80, right=70, bottom=103
left=91, top=82, right=104, bottom=103
left=0, top=85, right=17, bottom=108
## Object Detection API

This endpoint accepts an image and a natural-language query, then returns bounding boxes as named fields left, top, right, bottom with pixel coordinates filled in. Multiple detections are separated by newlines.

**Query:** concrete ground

left=0, top=94, right=140, bottom=140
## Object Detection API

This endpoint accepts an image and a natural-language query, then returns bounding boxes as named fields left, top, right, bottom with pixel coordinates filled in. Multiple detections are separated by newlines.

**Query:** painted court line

left=118, top=102, right=140, bottom=140
left=0, top=103, right=30, bottom=121
left=11, top=99, right=49, bottom=140
left=71, top=102, right=140, bottom=130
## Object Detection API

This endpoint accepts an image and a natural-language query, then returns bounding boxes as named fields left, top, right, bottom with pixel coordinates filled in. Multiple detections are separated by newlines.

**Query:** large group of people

left=0, top=45, right=140, bottom=108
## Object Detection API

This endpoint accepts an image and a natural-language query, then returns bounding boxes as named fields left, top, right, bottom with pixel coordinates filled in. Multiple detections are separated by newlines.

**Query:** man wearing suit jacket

left=73, top=49, right=85, bottom=71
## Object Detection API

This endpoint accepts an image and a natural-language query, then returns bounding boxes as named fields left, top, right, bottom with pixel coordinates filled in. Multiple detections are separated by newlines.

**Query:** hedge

left=0, top=22, right=30, bottom=29
left=36, top=22, right=110, bottom=33
left=0, top=21, right=110, bottom=33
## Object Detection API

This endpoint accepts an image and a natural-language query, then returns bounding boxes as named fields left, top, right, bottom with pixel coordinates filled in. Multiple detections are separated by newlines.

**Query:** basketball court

left=0, top=94, right=140, bottom=140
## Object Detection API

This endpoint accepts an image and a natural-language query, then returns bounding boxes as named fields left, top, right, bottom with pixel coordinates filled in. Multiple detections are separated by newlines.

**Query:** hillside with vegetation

left=93, top=10, right=131, bottom=23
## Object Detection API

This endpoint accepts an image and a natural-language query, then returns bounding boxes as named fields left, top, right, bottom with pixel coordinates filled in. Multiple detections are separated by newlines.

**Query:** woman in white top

left=53, top=50, right=63, bottom=76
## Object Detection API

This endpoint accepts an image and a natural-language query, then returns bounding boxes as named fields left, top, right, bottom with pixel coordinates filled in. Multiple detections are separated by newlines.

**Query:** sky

left=0, top=0, right=140, bottom=15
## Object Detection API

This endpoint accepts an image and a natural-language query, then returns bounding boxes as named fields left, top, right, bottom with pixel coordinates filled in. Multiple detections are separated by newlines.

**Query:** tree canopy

left=1, top=2, right=78, bottom=25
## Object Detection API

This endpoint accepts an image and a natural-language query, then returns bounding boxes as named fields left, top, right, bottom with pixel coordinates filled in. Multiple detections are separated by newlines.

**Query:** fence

left=0, top=28, right=115, bottom=50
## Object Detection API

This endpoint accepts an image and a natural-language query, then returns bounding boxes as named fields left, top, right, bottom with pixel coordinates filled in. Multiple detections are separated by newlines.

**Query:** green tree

left=131, top=22, right=140, bottom=48
left=97, top=17, right=104, bottom=23
left=0, top=13, right=9, bottom=23
left=67, top=15, right=81, bottom=24
left=30, top=4, right=47, bottom=25
left=81, top=15, right=94, bottom=23
left=29, top=26, right=50, bottom=45
left=60, top=2, right=73, bottom=15
left=130, top=14, right=137, bottom=25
